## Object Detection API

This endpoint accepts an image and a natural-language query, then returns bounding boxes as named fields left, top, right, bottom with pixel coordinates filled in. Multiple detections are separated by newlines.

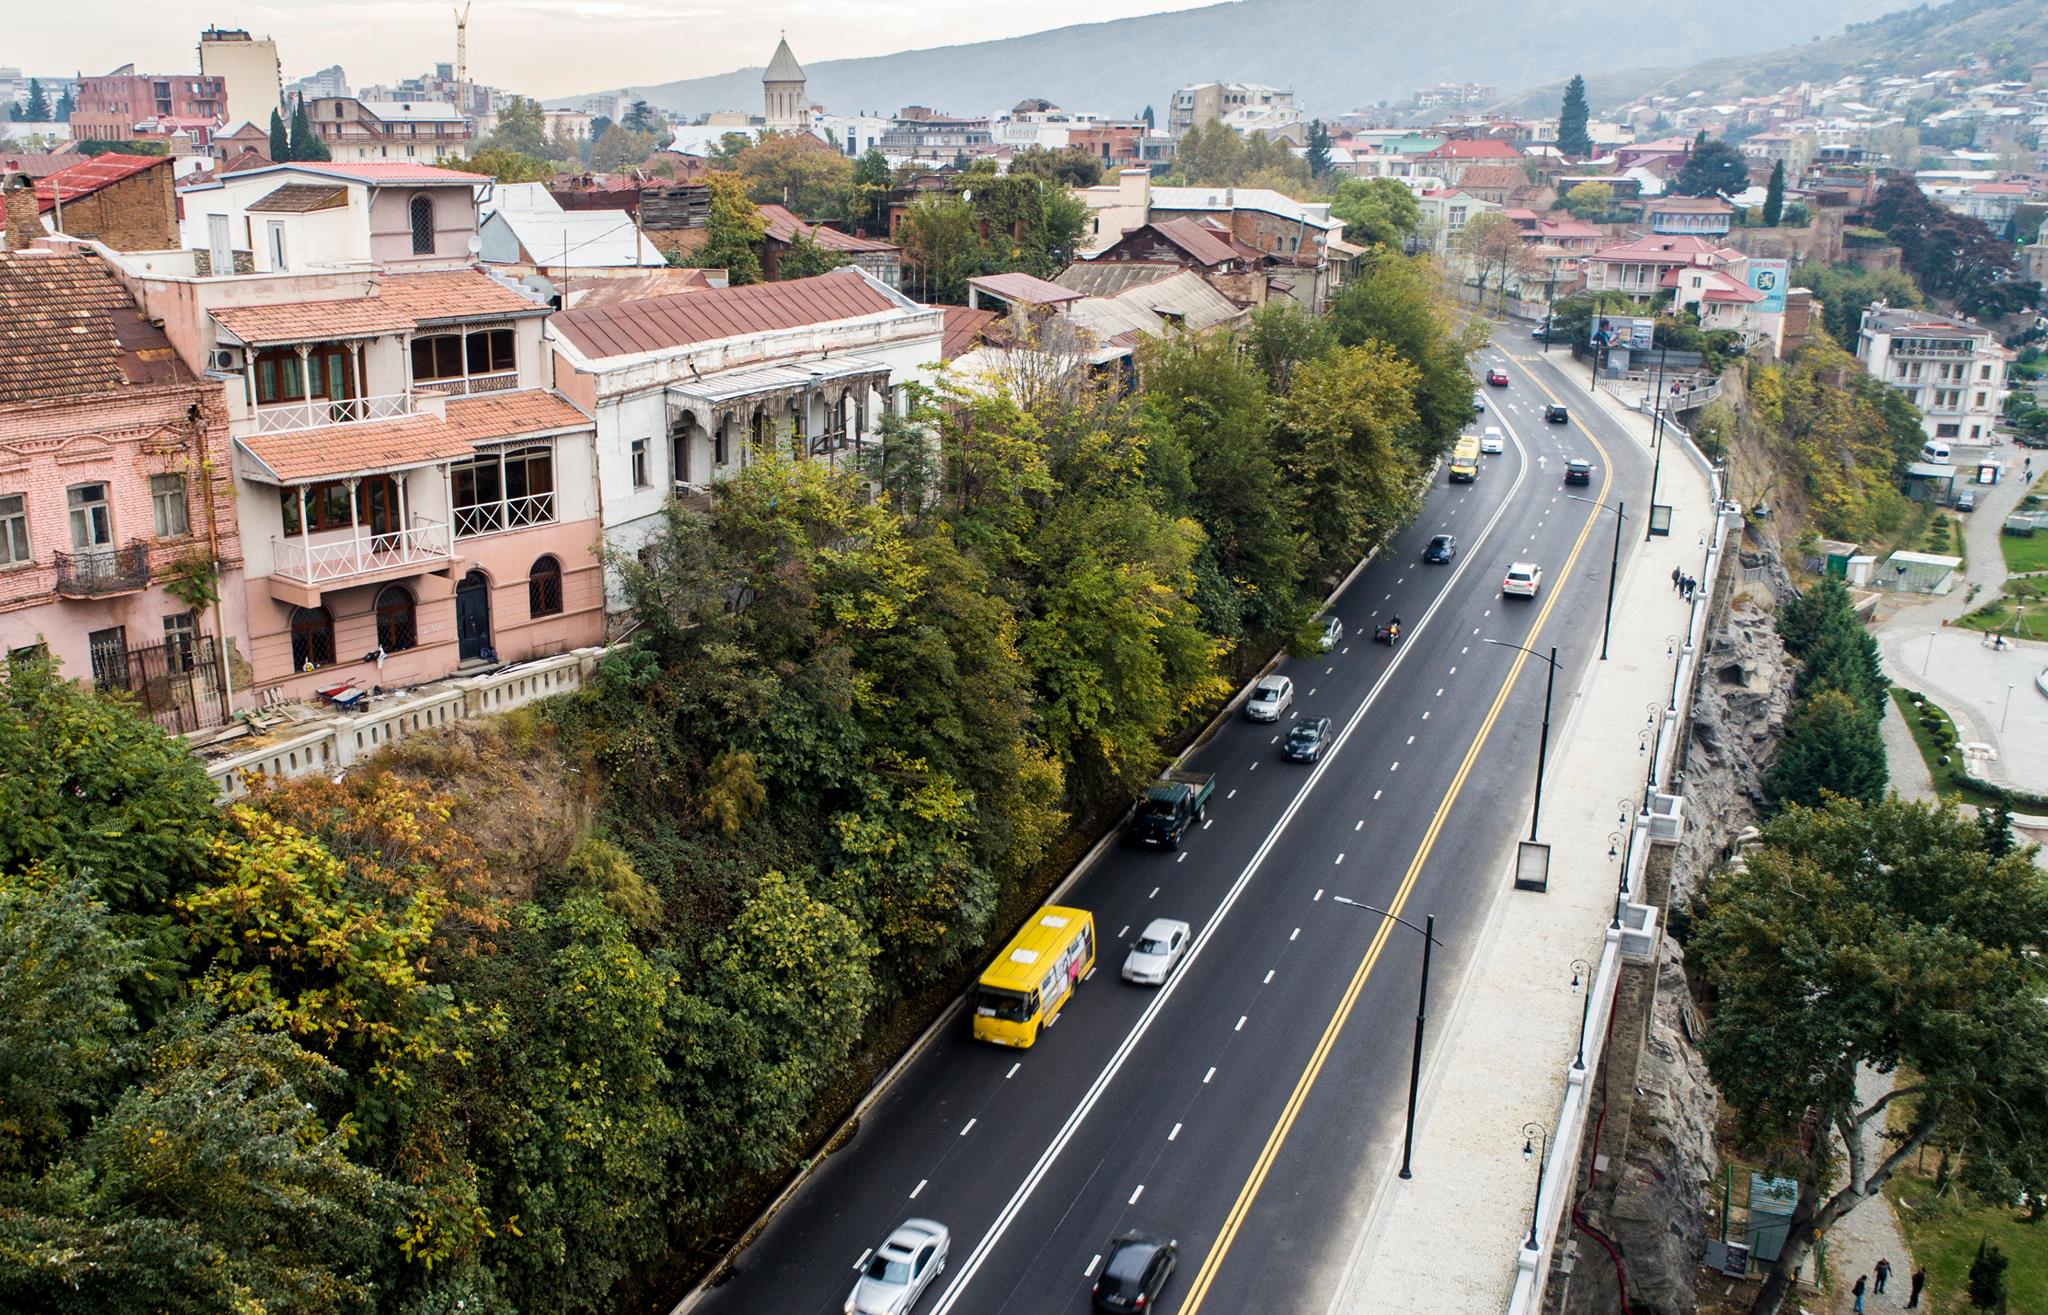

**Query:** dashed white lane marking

left=1177, top=852, right=1188, bottom=864
left=1227, top=788, right=1237, bottom=799
left=1250, top=762, right=1259, bottom=771
left=1202, top=818, right=1213, bottom=830
left=1086, top=1254, right=1103, bottom=1278
left=1391, top=761, right=1400, bottom=771
left=1334, top=853, right=1346, bottom=865
left=1422, top=710, right=1431, bottom=720
left=1436, top=688, right=1443, bottom=696
left=1314, top=888, right=1325, bottom=900
left=1462, top=646, right=1470, bottom=654
left=1270, top=735, right=1280, bottom=744
left=962, top=1118, right=977, bottom=1136
left=1449, top=666, right=1457, bottom=674
left=1341, top=646, right=1351, bottom=654
left=1007, top=1062, right=1021, bottom=1080
left=1290, top=927, right=1301, bottom=941
left=911, top=1179, right=927, bottom=1199
left=1168, top=1123, right=1182, bottom=1142
left=1325, top=666, right=1334, bottom=675
left=1354, top=820, right=1363, bottom=831
left=1406, top=735, right=1415, bottom=745
left=1264, top=970, right=1275, bottom=984
left=1308, top=688, right=1317, bottom=697
left=856, top=1249, right=873, bottom=1271
left=1235, top=1016, right=1247, bottom=1032
left=1118, top=925, right=1129, bottom=938
left=1373, top=789, right=1383, bottom=800
left=1150, top=887, right=1160, bottom=899
left=1204, top=1066, right=1217, bottom=1084
left=1129, top=1184, right=1146, bottom=1205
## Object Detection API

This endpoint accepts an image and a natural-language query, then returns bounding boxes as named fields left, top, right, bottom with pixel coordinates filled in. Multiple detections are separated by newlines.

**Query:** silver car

left=846, top=1219, right=949, bottom=1315
left=1316, top=614, right=1344, bottom=651
left=1122, top=918, right=1192, bottom=985
left=1244, top=675, right=1294, bottom=721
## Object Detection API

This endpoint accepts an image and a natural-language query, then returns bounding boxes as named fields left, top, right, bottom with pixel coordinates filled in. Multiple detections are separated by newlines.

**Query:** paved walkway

left=1878, top=699, right=1939, bottom=803
left=1330, top=358, right=1717, bottom=1312
left=1825, top=1066, right=1916, bottom=1315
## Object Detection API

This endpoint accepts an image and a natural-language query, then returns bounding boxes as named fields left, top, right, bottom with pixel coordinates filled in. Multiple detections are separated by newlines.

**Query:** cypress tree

left=1557, top=75, right=1591, bottom=157
left=269, top=108, right=291, bottom=162
left=289, top=104, right=330, bottom=161
left=24, top=78, right=52, bottom=122
left=1763, top=689, right=1887, bottom=809
left=1763, top=160, right=1786, bottom=226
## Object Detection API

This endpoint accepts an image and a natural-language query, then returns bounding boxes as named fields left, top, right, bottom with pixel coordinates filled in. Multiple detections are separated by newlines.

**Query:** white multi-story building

left=544, top=267, right=944, bottom=609
left=1168, top=82, right=1297, bottom=135
left=1856, top=306, right=2011, bottom=443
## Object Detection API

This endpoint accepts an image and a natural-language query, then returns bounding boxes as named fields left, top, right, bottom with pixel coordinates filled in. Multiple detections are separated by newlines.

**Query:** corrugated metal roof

left=35, top=153, right=167, bottom=213
left=969, top=271, right=1083, bottom=307
left=550, top=268, right=901, bottom=360
left=1055, top=263, right=1178, bottom=297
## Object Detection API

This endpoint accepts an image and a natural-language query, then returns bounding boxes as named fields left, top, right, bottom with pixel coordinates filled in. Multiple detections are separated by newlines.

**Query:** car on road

left=1471, top=389, right=1487, bottom=414
left=1424, top=533, right=1457, bottom=563
left=1121, top=918, right=1192, bottom=985
left=1544, top=403, right=1569, bottom=424
left=1503, top=561, right=1543, bottom=598
left=1283, top=715, right=1334, bottom=762
left=1531, top=325, right=1573, bottom=344
left=1564, top=458, right=1593, bottom=485
left=1244, top=675, right=1294, bottom=721
left=1093, top=1232, right=1178, bottom=1312
left=1957, top=489, right=1977, bottom=512
left=846, top=1219, right=949, bottom=1315
left=1480, top=427, right=1505, bottom=454
left=1315, top=614, right=1344, bottom=651
left=1486, top=368, right=1510, bottom=386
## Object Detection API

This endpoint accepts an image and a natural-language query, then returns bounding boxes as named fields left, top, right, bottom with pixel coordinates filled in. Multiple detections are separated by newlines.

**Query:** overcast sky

left=8, top=0, right=1218, bottom=100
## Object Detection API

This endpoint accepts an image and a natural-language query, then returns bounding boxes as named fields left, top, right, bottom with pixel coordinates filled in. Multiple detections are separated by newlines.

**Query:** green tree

left=1561, top=181, right=1613, bottom=221
left=1556, top=75, right=1592, bottom=157
left=488, top=96, right=550, bottom=158
left=1761, top=688, right=1886, bottom=809
left=690, top=171, right=765, bottom=285
left=1244, top=300, right=1336, bottom=392
left=735, top=130, right=854, bottom=218
left=1790, top=261, right=1921, bottom=346
left=589, top=123, right=656, bottom=172
left=1330, top=252, right=1485, bottom=460
left=1762, top=160, right=1786, bottom=226
left=896, top=194, right=985, bottom=304
left=1774, top=574, right=1854, bottom=658
left=288, top=103, right=329, bottom=161
left=268, top=106, right=289, bottom=161
left=1009, top=144, right=1105, bottom=188
left=22, top=78, right=51, bottom=122
left=1455, top=210, right=1526, bottom=308
left=458, top=146, right=556, bottom=182
left=1276, top=344, right=1423, bottom=576
left=776, top=230, right=848, bottom=280
left=1305, top=119, right=1334, bottom=179
left=1673, top=131, right=1751, bottom=197
left=1690, top=796, right=2048, bottom=1315
left=1173, top=121, right=1247, bottom=186
left=621, top=99, right=658, bottom=133
left=1329, top=177, right=1421, bottom=248
left=54, top=88, right=74, bottom=121
left=845, top=147, right=893, bottom=234
left=1967, top=1239, right=2010, bottom=1309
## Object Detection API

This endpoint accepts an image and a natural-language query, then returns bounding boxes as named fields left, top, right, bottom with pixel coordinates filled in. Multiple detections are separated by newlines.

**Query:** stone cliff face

left=1672, top=594, right=1794, bottom=904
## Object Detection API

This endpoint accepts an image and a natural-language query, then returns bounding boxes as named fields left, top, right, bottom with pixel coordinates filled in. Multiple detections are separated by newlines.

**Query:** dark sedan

left=1424, top=533, right=1457, bottom=564
left=1093, top=1232, right=1178, bottom=1312
left=1283, top=716, right=1334, bottom=762
left=1544, top=403, right=1569, bottom=423
left=1565, top=458, right=1593, bottom=485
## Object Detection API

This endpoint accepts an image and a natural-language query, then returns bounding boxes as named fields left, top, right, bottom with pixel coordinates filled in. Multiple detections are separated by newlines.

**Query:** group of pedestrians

left=1669, top=567, right=1698, bottom=602
left=1850, top=1257, right=1927, bottom=1311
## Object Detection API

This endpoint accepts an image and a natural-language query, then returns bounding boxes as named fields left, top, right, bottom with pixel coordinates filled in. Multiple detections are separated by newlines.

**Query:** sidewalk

left=1824, top=1066, right=1916, bottom=1315
left=1329, top=361, right=1718, bottom=1312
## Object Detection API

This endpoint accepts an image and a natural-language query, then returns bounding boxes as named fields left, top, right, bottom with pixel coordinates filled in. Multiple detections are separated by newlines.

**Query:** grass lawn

left=1884, top=1160, right=2047, bottom=1314
left=2001, top=529, right=2048, bottom=575
left=1955, top=575, right=2048, bottom=638
left=1888, top=688, right=2004, bottom=808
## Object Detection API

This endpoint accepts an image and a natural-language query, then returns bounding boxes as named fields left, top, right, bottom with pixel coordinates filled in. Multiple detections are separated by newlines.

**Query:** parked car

left=1564, top=458, right=1593, bottom=485
left=1471, top=389, right=1487, bottom=415
left=1122, top=918, right=1192, bottom=985
left=1284, top=715, right=1334, bottom=762
left=1486, top=368, right=1510, bottom=386
left=1424, top=533, right=1457, bottom=563
left=1316, top=614, right=1344, bottom=651
left=1544, top=403, right=1569, bottom=424
left=1480, top=427, right=1505, bottom=454
left=1244, top=675, right=1294, bottom=721
left=1503, top=561, right=1543, bottom=597
left=1956, top=490, right=1978, bottom=512
left=846, top=1219, right=949, bottom=1315
left=1093, top=1233, right=1178, bottom=1313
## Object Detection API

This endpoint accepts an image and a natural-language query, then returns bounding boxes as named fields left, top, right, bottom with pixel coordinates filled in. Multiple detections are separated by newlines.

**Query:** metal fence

left=114, top=634, right=232, bottom=734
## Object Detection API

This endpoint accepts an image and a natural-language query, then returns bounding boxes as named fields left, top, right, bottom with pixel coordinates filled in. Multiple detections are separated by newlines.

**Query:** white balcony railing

left=414, top=372, right=520, bottom=398
left=453, top=492, right=556, bottom=540
left=253, top=392, right=413, bottom=436
left=271, top=518, right=453, bottom=585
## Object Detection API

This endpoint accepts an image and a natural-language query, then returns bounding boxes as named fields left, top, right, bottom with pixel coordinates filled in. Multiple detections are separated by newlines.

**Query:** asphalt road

left=689, top=330, right=1653, bottom=1315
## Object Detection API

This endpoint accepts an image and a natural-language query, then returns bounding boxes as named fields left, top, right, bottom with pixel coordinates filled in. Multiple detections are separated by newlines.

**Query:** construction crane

left=453, top=2, right=473, bottom=115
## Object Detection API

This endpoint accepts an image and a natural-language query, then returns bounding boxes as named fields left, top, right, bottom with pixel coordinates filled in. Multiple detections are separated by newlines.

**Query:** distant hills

left=1494, top=0, right=2048, bottom=115
left=562, top=0, right=1899, bottom=122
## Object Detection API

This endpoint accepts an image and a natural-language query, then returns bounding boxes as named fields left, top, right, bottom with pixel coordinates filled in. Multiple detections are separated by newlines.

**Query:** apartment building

left=115, top=160, right=606, bottom=702
left=1856, top=306, right=2010, bottom=443
left=544, top=267, right=944, bottom=606
left=1168, top=82, right=1297, bottom=135
left=68, top=66, right=226, bottom=142
left=197, top=27, right=282, bottom=127
left=307, top=97, right=472, bottom=165
left=0, top=243, right=245, bottom=734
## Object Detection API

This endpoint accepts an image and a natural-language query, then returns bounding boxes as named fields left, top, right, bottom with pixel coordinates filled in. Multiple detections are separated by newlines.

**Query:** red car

left=1486, top=368, right=1510, bottom=386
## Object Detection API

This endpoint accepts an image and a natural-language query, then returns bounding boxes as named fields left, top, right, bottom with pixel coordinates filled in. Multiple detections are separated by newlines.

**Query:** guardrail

left=208, top=646, right=605, bottom=799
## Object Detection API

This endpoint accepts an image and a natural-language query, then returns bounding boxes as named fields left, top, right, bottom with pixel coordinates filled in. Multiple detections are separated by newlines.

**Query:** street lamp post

left=1570, top=959, right=1595, bottom=1071
left=1330, top=897, right=1439, bottom=1180
left=1521, top=1123, right=1550, bottom=1252
left=1542, top=276, right=1557, bottom=355
left=2003, top=683, right=2015, bottom=733
left=1645, top=346, right=1669, bottom=542
left=1666, top=634, right=1685, bottom=716
left=1616, top=798, right=1639, bottom=926
left=1567, top=494, right=1626, bottom=659
left=1483, top=639, right=1560, bottom=842
left=1923, top=629, right=1937, bottom=678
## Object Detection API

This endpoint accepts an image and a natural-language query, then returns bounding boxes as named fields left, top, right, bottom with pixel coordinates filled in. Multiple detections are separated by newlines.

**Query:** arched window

left=289, top=605, right=335, bottom=671
left=374, top=585, right=418, bottom=652
left=408, top=195, right=435, bottom=255
left=528, top=555, right=564, bottom=618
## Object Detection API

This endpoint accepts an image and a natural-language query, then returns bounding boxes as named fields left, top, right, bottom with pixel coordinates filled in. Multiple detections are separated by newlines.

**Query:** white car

left=1480, top=427, right=1505, bottom=455
left=1244, top=675, right=1294, bottom=721
left=1315, top=614, right=1344, bottom=651
left=1503, top=562, right=1543, bottom=598
left=1123, top=918, right=1193, bottom=985
left=847, top=1219, right=949, bottom=1315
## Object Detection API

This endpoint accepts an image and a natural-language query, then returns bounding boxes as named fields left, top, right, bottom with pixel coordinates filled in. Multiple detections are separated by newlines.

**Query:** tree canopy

left=1671, top=131, right=1751, bottom=197
left=1556, top=75, right=1592, bottom=157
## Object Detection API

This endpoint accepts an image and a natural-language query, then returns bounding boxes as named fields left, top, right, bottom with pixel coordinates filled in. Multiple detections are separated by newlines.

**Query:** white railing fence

left=253, top=392, right=413, bottom=435
left=453, top=492, right=556, bottom=539
left=271, top=517, right=453, bottom=584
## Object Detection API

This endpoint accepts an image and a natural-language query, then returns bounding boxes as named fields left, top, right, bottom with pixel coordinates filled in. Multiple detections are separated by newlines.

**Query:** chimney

left=1, top=175, right=41, bottom=254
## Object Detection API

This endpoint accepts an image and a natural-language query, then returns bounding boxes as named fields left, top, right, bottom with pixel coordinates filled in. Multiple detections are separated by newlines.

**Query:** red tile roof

left=1422, top=139, right=1522, bottom=160
left=550, top=268, right=902, bottom=359
left=238, top=388, right=589, bottom=483
left=1589, top=234, right=1741, bottom=264
left=209, top=270, right=545, bottom=346
left=35, top=153, right=168, bottom=213
left=968, top=271, right=1083, bottom=307
left=0, top=248, right=193, bottom=404
left=940, top=305, right=998, bottom=361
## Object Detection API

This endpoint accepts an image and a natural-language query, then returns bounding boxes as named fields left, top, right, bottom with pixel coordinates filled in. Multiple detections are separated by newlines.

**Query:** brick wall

left=2, top=180, right=39, bottom=252
left=46, top=163, right=178, bottom=251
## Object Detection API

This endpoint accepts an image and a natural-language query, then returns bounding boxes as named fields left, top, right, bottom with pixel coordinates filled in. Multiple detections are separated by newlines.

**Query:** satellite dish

left=466, top=235, right=482, bottom=255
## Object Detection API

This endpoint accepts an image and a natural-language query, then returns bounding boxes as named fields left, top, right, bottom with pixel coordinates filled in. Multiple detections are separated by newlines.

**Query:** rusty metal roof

left=0, top=248, right=192, bottom=404
left=549, top=268, right=900, bottom=360
left=209, top=269, right=546, bottom=346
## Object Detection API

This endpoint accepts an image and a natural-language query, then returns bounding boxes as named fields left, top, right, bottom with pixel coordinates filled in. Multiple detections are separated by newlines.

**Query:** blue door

left=456, top=570, right=492, bottom=661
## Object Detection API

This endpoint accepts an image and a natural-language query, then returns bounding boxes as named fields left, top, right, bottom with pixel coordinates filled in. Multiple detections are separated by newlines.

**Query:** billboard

left=1747, top=259, right=1789, bottom=314
left=1593, top=315, right=1655, bottom=351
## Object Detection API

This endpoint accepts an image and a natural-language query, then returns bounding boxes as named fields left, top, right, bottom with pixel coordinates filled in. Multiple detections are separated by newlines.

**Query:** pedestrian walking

left=1907, top=1267, right=1926, bottom=1308
left=1875, top=1258, right=1892, bottom=1293
left=1672, top=567, right=1682, bottom=591
left=1853, top=1273, right=1866, bottom=1313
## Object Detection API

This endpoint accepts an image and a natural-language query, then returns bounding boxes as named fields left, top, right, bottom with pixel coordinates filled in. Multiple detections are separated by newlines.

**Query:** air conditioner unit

left=206, top=348, right=239, bottom=372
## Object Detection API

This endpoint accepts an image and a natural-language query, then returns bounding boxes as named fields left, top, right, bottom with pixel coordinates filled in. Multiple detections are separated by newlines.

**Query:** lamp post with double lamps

left=1330, top=896, right=1439, bottom=1181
